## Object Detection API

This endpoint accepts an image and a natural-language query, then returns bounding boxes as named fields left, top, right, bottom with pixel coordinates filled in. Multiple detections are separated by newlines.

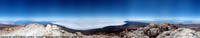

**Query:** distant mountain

left=131, top=19, right=196, bottom=24
left=0, top=24, right=16, bottom=29
left=174, top=24, right=200, bottom=31
left=123, top=21, right=149, bottom=27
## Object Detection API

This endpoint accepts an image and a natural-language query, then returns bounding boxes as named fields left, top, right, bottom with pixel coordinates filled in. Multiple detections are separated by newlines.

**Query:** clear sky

left=0, top=0, right=200, bottom=19
left=0, top=0, right=200, bottom=30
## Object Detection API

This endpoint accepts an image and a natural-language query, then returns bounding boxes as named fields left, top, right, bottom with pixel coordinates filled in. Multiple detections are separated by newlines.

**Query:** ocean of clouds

left=0, top=18, right=200, bottom=30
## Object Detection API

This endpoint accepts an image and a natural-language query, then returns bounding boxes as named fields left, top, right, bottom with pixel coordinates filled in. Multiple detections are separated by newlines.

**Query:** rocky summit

left=0, top=23, right=199, bottom=38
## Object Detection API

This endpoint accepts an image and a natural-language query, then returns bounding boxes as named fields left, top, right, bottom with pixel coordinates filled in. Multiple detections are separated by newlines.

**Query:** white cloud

left=52, top=19, right=125, bottom=30
left=0, top=17, right=200, bottom=30
left=0, top=18, right=126, bottom=30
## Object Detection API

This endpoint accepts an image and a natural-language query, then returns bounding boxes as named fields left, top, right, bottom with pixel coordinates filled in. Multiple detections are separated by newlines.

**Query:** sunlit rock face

left=0, top=24, right=122, bottom=38
left=156, top=28, right=200, bottom=38
left=0, top=24, right=76, bottom=36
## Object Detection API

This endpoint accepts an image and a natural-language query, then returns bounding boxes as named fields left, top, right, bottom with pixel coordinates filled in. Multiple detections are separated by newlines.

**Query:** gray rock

left=123, top=31, right=149, bottom=38
left=156, top=28, right=200, bottom=38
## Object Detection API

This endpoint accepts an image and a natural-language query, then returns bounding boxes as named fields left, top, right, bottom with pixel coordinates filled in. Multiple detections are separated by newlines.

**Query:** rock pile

left=144, top=23, right=177, bottom=38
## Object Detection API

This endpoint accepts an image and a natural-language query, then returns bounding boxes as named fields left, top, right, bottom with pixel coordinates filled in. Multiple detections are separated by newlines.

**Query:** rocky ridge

left=0, top=23, right=199, bottom=38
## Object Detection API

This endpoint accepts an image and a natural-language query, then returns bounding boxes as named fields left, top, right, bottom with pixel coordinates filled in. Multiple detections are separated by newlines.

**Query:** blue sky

left=0, top=0, right=199, bottom=19
left=0, top=0, right=200, bottom=29
left=0, top=0, right=127, bottom=18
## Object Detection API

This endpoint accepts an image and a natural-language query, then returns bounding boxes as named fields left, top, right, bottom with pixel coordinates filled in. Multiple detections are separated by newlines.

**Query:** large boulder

left=156, top=28, right=200, bottom=38
left=120, top=23, right=178, bottom=38
left=143, top=23, right=177, bottom=38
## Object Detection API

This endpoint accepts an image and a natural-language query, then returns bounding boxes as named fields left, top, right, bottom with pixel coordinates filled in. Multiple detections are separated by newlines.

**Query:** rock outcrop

left=123, top=31, right=149, bottom=38
left=0, top=24, right=121, bottom=38
left=0, top=24, right=76, bottom=36
left=136, top=23, right=177, bottom=38
left=156, top=28, right=200, bottom=38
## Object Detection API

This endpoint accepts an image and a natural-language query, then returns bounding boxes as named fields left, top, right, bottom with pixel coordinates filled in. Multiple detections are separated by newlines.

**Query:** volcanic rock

left=0, top=24, right=76, bottom=36
left=156, top=28, right=200, bottom=38
left=123, top=31, right=149, bottom=38
left=0, top=22, right=199, bottom=38
left=143, top=23, right=177, bottom=38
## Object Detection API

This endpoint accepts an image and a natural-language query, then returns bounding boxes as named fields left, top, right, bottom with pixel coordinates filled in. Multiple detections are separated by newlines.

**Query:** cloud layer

left=0, top=18, right=126, bottom=30
left=0, top=18, right=200, bottom=30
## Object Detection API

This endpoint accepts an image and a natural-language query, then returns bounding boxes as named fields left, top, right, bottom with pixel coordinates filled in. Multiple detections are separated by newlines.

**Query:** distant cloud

left=0, top=21, right=15, bottom=24
left=0, top=18, right=126, bottom=30
left=52, top=19, right=125, bottom=30
left=191, top=20, right=200, bottom=24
